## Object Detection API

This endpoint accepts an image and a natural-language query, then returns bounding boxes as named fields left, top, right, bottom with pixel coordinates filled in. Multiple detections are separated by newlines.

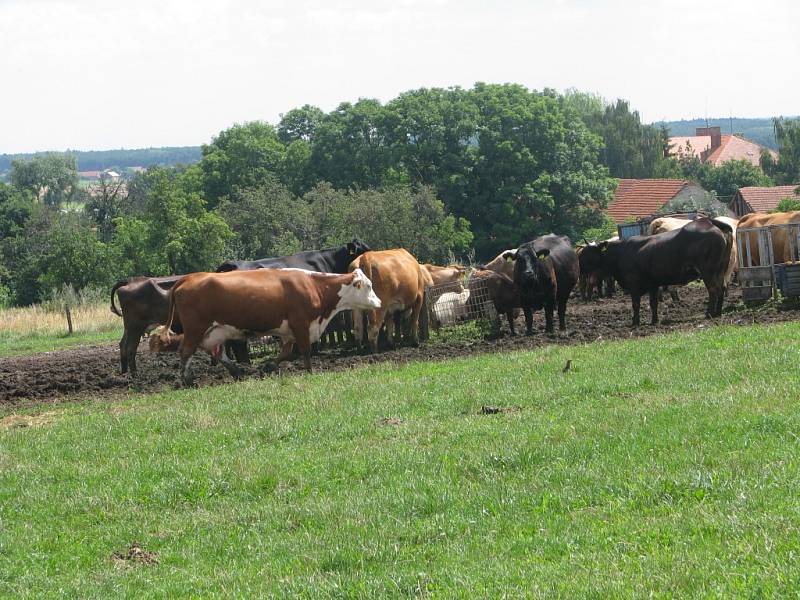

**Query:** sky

left=0, top=0, right=797, bottom=153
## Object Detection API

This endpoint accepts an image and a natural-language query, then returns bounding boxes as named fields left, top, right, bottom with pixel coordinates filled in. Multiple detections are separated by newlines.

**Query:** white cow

left=431, top=288, right=471, bottom=328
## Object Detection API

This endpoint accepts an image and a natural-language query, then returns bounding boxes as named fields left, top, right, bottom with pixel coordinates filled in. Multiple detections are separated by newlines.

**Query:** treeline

left=0, top=146, right=202, bottom=175
left=1, top=83, right=799, bottom=308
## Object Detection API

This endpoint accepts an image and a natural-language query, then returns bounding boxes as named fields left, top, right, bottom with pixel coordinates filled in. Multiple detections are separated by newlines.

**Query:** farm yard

left=2, top=300, right=800, bottom=596
left=0, top=285, right=795, bottom=405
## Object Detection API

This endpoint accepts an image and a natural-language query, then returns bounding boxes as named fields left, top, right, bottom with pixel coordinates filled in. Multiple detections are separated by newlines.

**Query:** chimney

left=695, top=126, right=722, bottom=151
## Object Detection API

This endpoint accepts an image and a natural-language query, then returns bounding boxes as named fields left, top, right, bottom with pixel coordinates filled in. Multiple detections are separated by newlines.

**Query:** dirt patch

left=0, top=411, right=57, bottom=430
left=111, top=542, right=158, bottom=567
left=479, top=405, right=524, bottom=415
left=2, top=287, right=799, bottom=407
left=379, top=417, right=404, bottom=426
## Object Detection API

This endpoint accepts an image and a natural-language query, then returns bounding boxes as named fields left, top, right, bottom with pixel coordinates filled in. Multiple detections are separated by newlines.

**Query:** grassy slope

left=0, top=329, right=121, bottom=358
left=2, top=322, right=800, bottom=597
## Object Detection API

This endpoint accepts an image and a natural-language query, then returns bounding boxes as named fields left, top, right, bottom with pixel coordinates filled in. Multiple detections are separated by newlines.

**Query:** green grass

left=0, top=328, right=121, bottom=357
left=2, top=322, right=800, bottom=597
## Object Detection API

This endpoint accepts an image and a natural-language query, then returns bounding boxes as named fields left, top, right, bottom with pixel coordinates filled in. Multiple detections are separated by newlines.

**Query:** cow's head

left=339, top=268, right=382, bottom=309
left=148, top=326, right=182, bottom=353
left=510, top=244, right=555, bottom=304
left=577, top=241, right=608, bottom=274
left=347, top=238, right=371, bottom=257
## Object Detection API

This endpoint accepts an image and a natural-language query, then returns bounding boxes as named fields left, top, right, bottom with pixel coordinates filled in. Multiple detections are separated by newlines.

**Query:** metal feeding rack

left=425, top=275, right=498, bottom=330
left=737, top=223, right=800, bottom=302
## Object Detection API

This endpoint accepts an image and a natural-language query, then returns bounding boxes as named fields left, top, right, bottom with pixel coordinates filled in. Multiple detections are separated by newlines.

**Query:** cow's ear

left=599, top=241, right=609, bottom=253
left=536, top=249, right=550, bottom=261
left=502, top=251, right=516, bottom=262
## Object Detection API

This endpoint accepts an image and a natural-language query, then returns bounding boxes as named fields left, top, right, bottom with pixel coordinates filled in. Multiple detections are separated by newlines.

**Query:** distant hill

left=0, top=146, right=202, bottom=176
left=651, top=117, right=794, bottom=150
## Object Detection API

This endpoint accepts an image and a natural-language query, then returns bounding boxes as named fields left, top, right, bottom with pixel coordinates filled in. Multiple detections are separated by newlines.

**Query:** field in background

left=0, top=302, right=121, bottom=357
left=2, top=322, right=800, bottom=597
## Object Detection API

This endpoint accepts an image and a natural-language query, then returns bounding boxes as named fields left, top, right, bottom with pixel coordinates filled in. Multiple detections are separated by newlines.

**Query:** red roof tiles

left=737, top=185, right=800, bottom=213
left=606, top=179, right=691, bottom=224
left=705, top=135, right=777, bottom=167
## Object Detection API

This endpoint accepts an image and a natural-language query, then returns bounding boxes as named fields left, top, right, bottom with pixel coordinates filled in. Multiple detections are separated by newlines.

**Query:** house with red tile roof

left=606, top=179, right=712, bottom=224
left=669, top=126, right=777, bottom=168
left=731, top=185, right=800, bottom=216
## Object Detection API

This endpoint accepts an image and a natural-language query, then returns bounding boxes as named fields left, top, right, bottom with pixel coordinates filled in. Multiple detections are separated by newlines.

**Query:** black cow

left=111, top=276, right=181, bottom=376
left=578, top=217, right=733, bottom=326
left=215, top=239, right=370, bottom=273
left=508, top=234, right=579, bottom=335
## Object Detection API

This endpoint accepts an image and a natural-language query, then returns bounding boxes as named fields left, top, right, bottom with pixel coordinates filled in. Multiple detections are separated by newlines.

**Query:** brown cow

left=738, top=211, right=800, bottom=266
left=349, top=249, right=427, bottom=353
left=480, top=248, right=517, bottom=278
left=157, top=268, right=381, bottom=385
left=466, top=270, right=522, bottom=334
left=422, top=264, right=468, bottom=286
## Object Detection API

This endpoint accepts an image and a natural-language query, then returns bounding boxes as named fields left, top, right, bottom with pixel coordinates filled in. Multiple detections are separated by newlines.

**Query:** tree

left=277, top=104, right=325, bottom=144
left=464, top=83, right=614, bottom=256
left=111, top=167, right=233, bottom=276
left=85, top=174, right=128, bottom=242
left=217, top=178, right=312, bottom=260
left=10, top=153, right=79, bottom=206
left=696, top=159, right=772, bottom=202
left=763, top=118, right=800, bottom=184
left=199, top=121, right=286, bottom=208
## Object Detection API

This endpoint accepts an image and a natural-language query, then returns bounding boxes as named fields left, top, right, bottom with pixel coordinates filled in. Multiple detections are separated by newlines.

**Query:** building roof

left=705, top=135, right=778, bottom=167
left=668, top=133, right=777, bottom=167
left=669, top=136, right=712, bottom=159
left=606, top=179, right=692, bottom=224
left=737, top=185, right=800, bottom=213
left=78, top=170, right=102, bottom=179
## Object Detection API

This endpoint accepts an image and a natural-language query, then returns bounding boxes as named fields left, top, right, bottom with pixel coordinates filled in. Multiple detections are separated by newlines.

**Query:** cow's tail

left=164, top=278, right=184, bottom=339
left=109, top=279, right=129, bottom=317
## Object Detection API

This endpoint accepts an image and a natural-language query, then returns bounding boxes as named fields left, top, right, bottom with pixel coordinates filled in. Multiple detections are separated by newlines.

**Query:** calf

left=509, top=235, right=579, bottom=335
left=466, top=270, right=522, bottom=334
left=159, top=268, right=381, bottom=386
left=349, top=249, right=427, bottom=353
left=579, top=217, right=733, bottom=326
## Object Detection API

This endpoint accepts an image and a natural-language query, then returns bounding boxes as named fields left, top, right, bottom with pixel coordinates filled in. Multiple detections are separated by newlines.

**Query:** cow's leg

left=544, top=302, right=555, bottom=335
left=367, top=310, right=384, bottom=353
left=631, top=291, right=642, bottom=327
left=669, top=287, right=680, bottom=303
left=606, top=278, right=614, bottom=298
left=703, top=275, right=725, bottom=317
left=557, top=297, right=568, bottom=331
left=218, top=350, right=243, bottom=379
left=649, top=289, right=659, bottom=325
left=407, top=295, right=423, bottom=346
left=523, top=306, right=534, bottom=336
left=292, top=327, right=313, bottom=374
left=507, top=311, right=516, bottom=335
left=123, top=323, right=146, bottom=377
left=227, top=340, right=250, bottom=364
left=352, top=309, right=365, bottom=347
left=119, top=330, right=129, bottom=374
left=262, top=340, right=294, bottom=373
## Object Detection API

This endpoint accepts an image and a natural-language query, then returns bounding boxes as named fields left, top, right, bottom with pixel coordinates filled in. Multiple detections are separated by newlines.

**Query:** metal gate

left=769, top=223, right=800, bottom=297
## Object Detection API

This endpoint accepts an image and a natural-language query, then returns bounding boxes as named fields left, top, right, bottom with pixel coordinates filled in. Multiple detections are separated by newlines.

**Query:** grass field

left=2, top=322, right=800, bottom=597
left=0, top=302, right=121, bottom=357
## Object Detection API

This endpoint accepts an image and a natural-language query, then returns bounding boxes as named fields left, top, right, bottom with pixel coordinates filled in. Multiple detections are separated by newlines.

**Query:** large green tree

left=762, top=118, right=800, bottom=185
left=10, top=153, right=79, bottom=206
left=199, top=121, right=286, bottom=208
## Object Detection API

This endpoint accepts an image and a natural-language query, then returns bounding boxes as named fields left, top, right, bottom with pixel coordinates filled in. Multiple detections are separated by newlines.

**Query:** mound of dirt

left=1, top=287, right=797, bottom=406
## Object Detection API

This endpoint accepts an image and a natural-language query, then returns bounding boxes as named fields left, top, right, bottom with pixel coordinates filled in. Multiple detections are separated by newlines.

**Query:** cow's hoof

left=260, top=362, right=279, bottom=374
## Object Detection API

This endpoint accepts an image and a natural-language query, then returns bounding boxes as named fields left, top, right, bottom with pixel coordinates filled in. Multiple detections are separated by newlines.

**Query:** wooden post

left=65, top=305, right=73, bottom=335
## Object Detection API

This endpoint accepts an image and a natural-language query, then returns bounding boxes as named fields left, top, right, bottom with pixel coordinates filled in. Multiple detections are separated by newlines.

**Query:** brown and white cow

left=349, top=249, right=427, bottom=353
left=156, top=268, right=380, bottom=385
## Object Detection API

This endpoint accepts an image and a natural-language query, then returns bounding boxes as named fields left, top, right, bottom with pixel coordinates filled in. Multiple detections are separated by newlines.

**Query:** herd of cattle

left=109, top=210, right=800, bottom=386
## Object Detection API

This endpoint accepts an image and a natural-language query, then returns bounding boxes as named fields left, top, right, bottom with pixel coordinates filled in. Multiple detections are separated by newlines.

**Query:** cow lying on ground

left=579, top=217, right=733, bottom=326
left=431, top=287, right=470, bottom=328
left=466, top=270, right=522, bottom=334
left=153, top=268, right=381, bottom=385
left=508, top=235, right=579, bottom=335
left=349, top=249, right=427, bottom=353
left=111, top=275, right=184, bottom=376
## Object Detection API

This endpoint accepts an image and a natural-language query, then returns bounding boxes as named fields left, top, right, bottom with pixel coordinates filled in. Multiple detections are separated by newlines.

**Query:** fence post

left=65, top=304, right=73, bottom=335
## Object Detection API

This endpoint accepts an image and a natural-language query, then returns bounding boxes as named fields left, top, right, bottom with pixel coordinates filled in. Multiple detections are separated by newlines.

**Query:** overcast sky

left=1, top=0, right=797, bottom=153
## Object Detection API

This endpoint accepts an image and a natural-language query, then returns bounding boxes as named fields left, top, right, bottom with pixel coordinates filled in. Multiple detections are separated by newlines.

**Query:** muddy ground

left=2, top=286, right=798, bottom=406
